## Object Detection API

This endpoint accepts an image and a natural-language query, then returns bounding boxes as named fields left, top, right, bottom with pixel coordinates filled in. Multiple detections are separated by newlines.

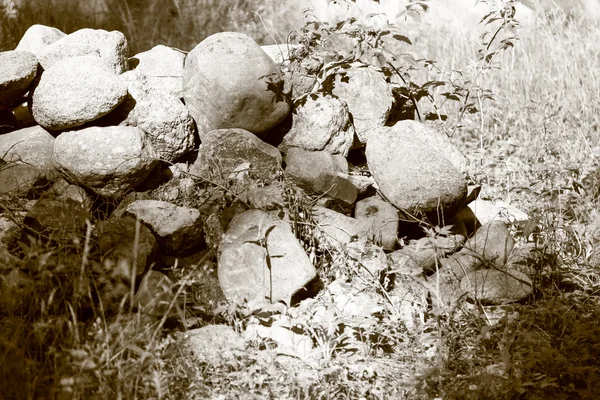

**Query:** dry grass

left=1, top=0, right=600, bottom=399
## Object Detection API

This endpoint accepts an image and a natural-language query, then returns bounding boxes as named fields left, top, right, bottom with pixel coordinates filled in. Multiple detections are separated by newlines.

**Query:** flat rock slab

left=125, top=200, right=204, bottom=256
left=183, top=32, right=290, bottom=138
left=218, top=209, right=316, bottom=308
left=0, top=50, right=39, bottom=110
left=32, top=55, right=127, bottom=130
left=52, top=126, right=159, bottom=197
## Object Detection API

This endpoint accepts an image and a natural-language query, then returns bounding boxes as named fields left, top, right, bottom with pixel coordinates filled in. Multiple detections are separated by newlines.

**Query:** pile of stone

left=0, top=25, right=540, bottom=360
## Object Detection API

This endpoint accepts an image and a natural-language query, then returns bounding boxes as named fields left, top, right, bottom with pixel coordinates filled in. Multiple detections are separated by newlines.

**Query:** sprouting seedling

left=245, top=224, right=284, bottom=304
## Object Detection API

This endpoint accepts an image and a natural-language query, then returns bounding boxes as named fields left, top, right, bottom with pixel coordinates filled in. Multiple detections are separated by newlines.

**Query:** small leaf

left=392, top=34, right=412, bottom=45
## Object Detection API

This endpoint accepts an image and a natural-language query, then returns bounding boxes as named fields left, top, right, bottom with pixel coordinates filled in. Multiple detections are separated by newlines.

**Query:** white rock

left=52, top=126, right=158, bottom=197
left=0, top=50, right=38, bottom=110
left=39, top=28, right=128, bottom=74
left=130, top=45, right=186, bottom=98
left=32, top=55, right=127, bottom=130
left=0, top=125, right=54, bottom=168
left=15, top=24, right=66, bottom=59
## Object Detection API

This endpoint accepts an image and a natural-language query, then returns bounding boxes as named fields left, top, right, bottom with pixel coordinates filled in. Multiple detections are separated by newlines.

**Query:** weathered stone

left=388, top=250, right=424, bottom=276
left=218, top=209, right=316, bottom=307
left=134, top=270, right=180, bottom=318
left=0, top=50, right=39, bottom=110
left=190, top=128, right=282, bottom=184
left=466, top=198, right=530, bottom=227
left=463, top=221, right=514, bottom=268
left=116, top=70, right=195, bottom=162
left=355, top=196, right=399, bottom=251
left=366, top=122, right=468, bottom=219
left=0, top=125, right=54, bottom=168
left=97, top=216, right=159, bottom=276
left=239, top=182, right=286, bottom=211
left=124, top=200, right=204, bottom=256
left=183, top=32, right=290, bottom=138
left=15, top=24, right=66, bottom=58
left=45, top=179, right=93, bottom=212
left=23, top=197, right=90, bottom=245
left=280, top=94, right=354, bottom=156
left=39, top=28, right=128, bottom=74
left=181, top=325, right=246, bottom=366
left=460, top=269, right=533, bottom=304
left=32, top=56, right=127, bottom=130
left=312, top=206, right=367, bottom=248
left=52, top=126, right=159, bottom=197
left=130, top=44, right=185, bottom=98
left=326, top=62, right=393, bottom=144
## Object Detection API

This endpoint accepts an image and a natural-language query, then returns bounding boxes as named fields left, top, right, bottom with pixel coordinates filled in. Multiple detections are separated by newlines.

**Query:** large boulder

left=129, top=44, right=186, bottom=98
left=32, top=55, right=127, bottom=130
left=325, top=62, right=393, bottom=144
left=38, top=28, right=128, bottom=74
left=182, top=32, right=290, bottom=139
left=15, top=24, right=66, bottom=59
left=366, top=122, right=468, bottom=219
left=115, top=70, right=195, bottom=162
left=52, top=126, right=159, bottom=197
left=0, top=50, right=39, bottom=110
left=190, top=128, right=282, bottom=184
left=280, top=94, right=354, bottom=156
left=218, top=209, right=316, bottom=308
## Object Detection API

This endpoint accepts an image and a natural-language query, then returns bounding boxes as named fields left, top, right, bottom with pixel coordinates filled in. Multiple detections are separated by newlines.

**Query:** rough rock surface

left=313, top=206, right=367, bottom=248
left=97, top=215, right=159, bottom=276
left=32, top=55, right=127, bottom=130
left=462, top=221, right=515, bottom=268
left=124, top=200, right=204, bottom=256
left=15, top=24, right=66, bottom=58
left=130, top=44, right=186, bottom=98
left=116, top=70, right=195, bottom=162
left=218, top=209, right=316, bottom=308
left=366, top=122, right=468, bottom=218
left=38, top=28, right=128, bottom=73
left=190, top=128, right=282, bottom=183
left=326, top=62, right=393, bottom=144
left=0, top=50, right=39, bottom=110
left=183, top=32, right=290, bottom=138
left=0, top=125, right=54, bottom=168
left=355, top=196, right=399, bottom=251
left=460, top=269, right=533, bottom=304
left=181, top=325, right=246, bottom=366
left=280, top=94, right=354, bottom=156
left=52, top=126, right=159, bottom=197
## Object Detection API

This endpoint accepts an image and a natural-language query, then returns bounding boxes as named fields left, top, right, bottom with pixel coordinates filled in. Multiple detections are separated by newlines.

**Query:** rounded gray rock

left=366, top=123, right=468, bottom=219
left=32, top=55, right=127, bottom=130
left=183, top=32, right=290, bottom=138
left=52, top=126, right=159, bottom=197
left=0, top=50, right=39, bottom=110
left=39, top=28, right=128, bottom=74
left=280, top=94, right=354, bottom=156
